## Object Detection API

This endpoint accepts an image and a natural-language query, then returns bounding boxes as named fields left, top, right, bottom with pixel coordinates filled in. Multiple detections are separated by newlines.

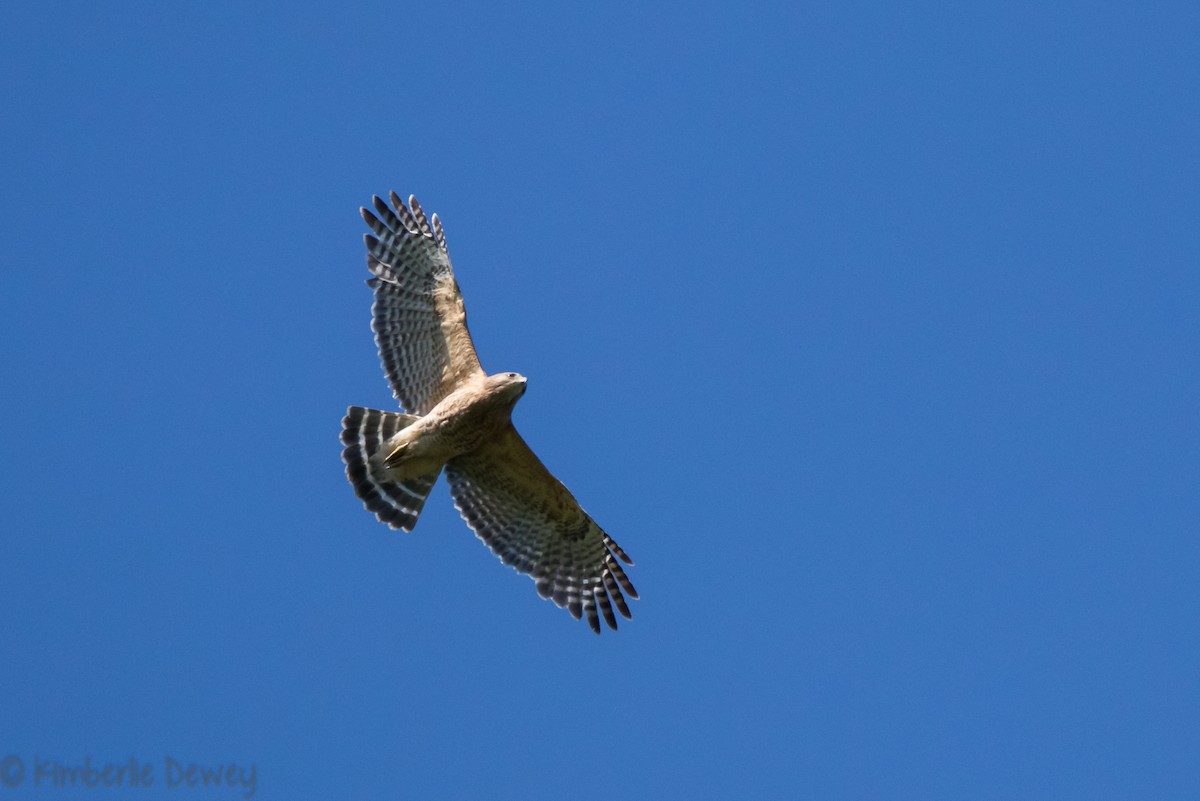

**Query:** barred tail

left=341, top=406, right=441, bottom=532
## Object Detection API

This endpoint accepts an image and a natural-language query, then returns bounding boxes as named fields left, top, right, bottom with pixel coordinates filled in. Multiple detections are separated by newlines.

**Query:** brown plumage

left=341, top=193, right=637, bottom=634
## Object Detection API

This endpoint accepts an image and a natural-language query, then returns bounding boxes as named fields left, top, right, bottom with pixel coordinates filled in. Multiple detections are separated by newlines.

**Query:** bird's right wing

left=360, top=193, right=484, bottom=415
left=445, top=423, right=637, bottom=634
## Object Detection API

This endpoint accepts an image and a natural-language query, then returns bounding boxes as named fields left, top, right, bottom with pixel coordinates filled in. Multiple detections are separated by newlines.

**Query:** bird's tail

left=341, top=406, right=442, bottom=531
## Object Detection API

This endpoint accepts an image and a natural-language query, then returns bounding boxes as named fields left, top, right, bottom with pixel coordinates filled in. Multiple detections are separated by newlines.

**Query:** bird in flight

left=341, top=192, right=638, bottom=634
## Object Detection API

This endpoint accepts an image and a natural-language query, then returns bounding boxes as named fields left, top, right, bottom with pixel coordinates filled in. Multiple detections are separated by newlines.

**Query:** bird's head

left=489, top=371, right=528, bottom=404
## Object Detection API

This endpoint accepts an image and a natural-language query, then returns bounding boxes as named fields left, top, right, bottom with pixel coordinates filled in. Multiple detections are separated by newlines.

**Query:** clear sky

left=2, top=2, right=1198, bottom=799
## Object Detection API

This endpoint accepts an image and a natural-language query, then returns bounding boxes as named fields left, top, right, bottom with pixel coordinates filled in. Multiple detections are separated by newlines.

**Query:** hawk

left=341, top=192, right=638, bottom=634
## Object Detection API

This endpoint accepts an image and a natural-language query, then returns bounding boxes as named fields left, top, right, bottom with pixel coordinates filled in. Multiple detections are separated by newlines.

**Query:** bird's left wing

left=445, top=424, right=638, bottom=634
left=361, top=193, right=484, bottom=414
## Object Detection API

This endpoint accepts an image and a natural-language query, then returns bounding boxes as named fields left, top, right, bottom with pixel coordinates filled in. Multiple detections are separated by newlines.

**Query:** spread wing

left=445, top=424, right=638, bottom=634
left=360, top=193, right=484, bottom=414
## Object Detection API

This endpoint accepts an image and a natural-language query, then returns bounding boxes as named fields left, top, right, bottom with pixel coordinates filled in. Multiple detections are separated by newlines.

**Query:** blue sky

left=2, top=2, right=1198, bottom=799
